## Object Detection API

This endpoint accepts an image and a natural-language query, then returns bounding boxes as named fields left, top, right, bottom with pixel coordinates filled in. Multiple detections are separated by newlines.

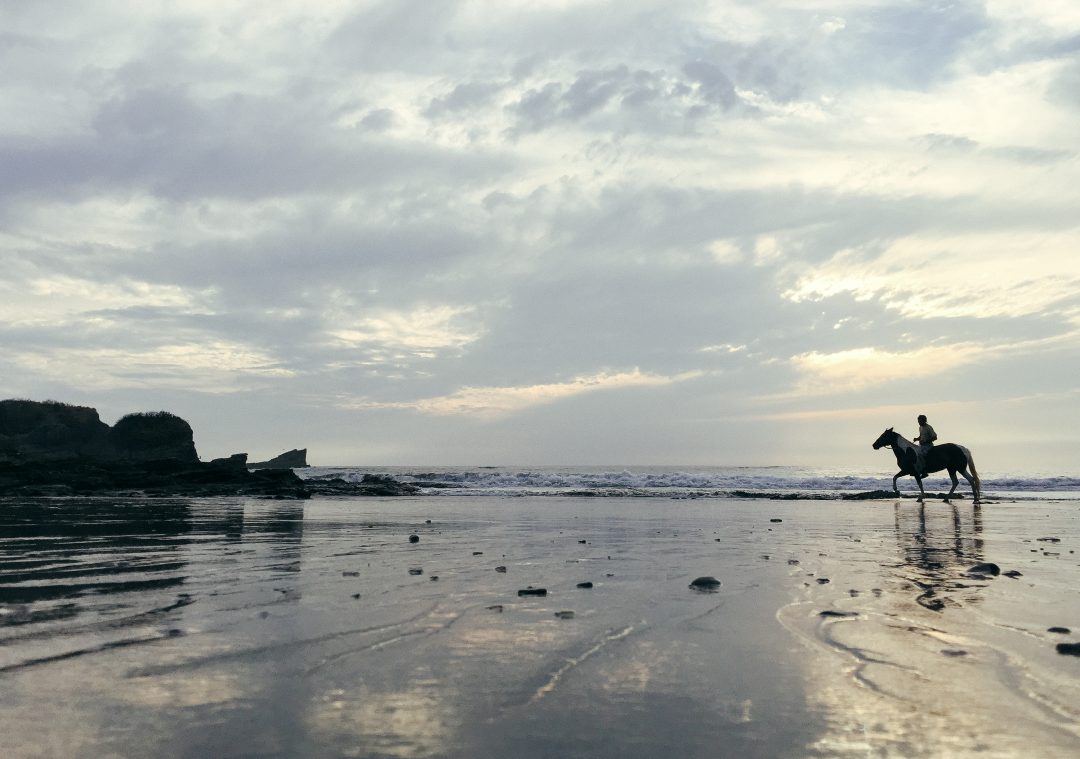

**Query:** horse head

left=872, top=427, right=897, bottom=450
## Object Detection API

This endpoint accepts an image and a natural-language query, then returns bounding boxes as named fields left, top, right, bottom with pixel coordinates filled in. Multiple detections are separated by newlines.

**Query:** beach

left=2, top=493, right=1079, bottom=758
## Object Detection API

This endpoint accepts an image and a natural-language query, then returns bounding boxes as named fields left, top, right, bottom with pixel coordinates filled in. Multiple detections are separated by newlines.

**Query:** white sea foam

left=298, top=465, right=1080, bottom=499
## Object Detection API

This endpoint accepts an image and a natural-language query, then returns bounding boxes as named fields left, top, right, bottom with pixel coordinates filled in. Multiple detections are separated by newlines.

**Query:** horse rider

left=914, top=414, right=937, bottom=475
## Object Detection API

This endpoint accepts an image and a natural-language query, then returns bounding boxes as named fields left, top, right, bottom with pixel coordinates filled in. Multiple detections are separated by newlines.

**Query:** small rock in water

left=342, top=571, right=359, bottom=577
left=760, top=554, right=771, bottom=560
left=1003, top=570, right=1023, bottom=578
left=941, top=649, right=968, bottom=657
left=1037, top=537, right=1061, bottom=543
left=487, top=604, right=504, bottom=612
left=554, top=610, right=575, bottom=619
left=351, top=593, right=361, bottom=599
left=605, top=573, right=615, bottom=577
left=578, top=539, right=587, bottom=544
left=409, top=534, right=420, bottom=544
left=1048, top=627, right=1071, bottom=634
left=816, top=578, right=831, bottom=585
left=770, top=518, right=783, bottom=523
left=689, top=576, right=721, bottom=591
left=408, top=567, right=423, bottom=575
left=473, top=551, right=483, bottom=556
left=430, top=575, right=439, bottom=581
left=576, top=581, right=594, bottom=589
left=787, top=559, right=800, bottom=565
left=495, top=565, right=507, bottom=573
left=1056, top=642, right=1080, bottom=656
left=518, top=587, right=547, bottom=597
left=425, top=519, right=432, bottom=524
left=967, top=563, right=1000, bottom=576
left=819, top=610, right=857, bottom=618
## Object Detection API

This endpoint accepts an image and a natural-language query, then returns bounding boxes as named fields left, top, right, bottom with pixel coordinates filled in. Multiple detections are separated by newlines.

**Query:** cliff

left=248, top=448, right=308, bottom=469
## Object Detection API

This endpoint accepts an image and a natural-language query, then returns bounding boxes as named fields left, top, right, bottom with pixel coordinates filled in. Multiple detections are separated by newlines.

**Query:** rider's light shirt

left=916, top=424, right=937, bottom=447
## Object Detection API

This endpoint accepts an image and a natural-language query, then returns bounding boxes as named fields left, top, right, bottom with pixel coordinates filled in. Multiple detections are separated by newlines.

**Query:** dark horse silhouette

left=872, top=428, right=981, bottom=504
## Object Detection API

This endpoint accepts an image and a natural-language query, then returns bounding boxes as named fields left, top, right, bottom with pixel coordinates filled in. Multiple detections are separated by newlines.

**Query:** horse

left=872, top=428, right=981, bottom=504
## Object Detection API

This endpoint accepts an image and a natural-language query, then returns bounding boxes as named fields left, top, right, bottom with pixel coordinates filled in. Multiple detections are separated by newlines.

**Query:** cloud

left=348, top=369, right=704, bottom=417
left=788, top=344, right=986, bottom=395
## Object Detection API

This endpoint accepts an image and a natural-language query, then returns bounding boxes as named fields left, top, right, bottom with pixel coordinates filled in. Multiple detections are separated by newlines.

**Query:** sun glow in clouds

left=349, top=369, right=704, bottom=417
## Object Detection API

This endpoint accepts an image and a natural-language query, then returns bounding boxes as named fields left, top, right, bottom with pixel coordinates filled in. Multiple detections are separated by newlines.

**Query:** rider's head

left=917, top=414, right=927, bottom=424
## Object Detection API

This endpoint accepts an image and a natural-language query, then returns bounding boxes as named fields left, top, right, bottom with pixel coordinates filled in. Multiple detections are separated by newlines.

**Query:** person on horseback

left=914, top=414, right=937, bottom=475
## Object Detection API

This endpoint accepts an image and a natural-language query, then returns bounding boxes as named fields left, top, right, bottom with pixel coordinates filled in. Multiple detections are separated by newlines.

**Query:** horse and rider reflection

left=893, top=500, right=986, bottom=612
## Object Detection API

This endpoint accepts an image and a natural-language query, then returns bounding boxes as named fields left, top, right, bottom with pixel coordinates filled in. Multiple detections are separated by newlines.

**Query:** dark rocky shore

left=0, top=399, right=417, bottom=499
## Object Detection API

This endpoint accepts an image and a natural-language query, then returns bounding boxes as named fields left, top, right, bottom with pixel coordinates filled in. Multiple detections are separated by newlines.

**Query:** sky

left=2, top=1, right=1080, bottom=472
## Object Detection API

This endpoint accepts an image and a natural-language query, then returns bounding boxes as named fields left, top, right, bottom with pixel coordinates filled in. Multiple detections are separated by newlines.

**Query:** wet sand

left=2, top=496, right=1079, bottom=758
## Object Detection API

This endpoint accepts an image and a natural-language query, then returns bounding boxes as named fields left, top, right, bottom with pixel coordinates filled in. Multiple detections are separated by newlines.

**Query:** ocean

left=298, top=464, right=1080, bottom=501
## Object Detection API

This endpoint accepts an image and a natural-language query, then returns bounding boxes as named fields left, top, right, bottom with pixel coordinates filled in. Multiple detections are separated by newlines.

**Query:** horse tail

left=960, top=445, right=981, bottom=495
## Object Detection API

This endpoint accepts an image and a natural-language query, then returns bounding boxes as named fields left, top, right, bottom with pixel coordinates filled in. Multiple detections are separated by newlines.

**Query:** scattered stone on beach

left=430, top=575, right=439, bottom=581
left=1037, top=537, right=1061, bottom=543
left=849, top=589, right=860, bottom=597
left=1055, top=642, right=1080, bottom=656
left=787, top=559, right=800, bottom=565
left=816, top=578, right=831, bottom=585
left=967, top=562, right=1001, bottom=576
left=605, top=573, right=615, bottom=577
left=872, top=588, right=883, bottom=596
left=351, top=593, right=361, bottom=599
left=578, top=539, right=587, bottom=544
left=770, top=518, right=783, bottom=523
left=689, top=576, right=721, bottom=591
left=495, top=566, right=507, bottom=573
left=941, top=649, right=969, bottom=657
left=760, top=554, right=771, bottom=560
left=409, top=534, right=420, bottom=543
left=555, top=611, right=575, bottom=619
left=487, top=604, right=503, bottom=612
left=342, top=571, right=359, bottom=577
left=425, top=519, right=432, bottom=524
left=473, top=551, right=483, bottom=556
left=1003, top=570, right=1023, bottom=578
left=576, top=581, right=594, bottom=589
left=819, top=610, right=857, bottom=618
left=1048, top=627, right=1071, bottom=634
left=408, top=567, right=423, bottom=575
left=518, top=587, right=547, bottom=597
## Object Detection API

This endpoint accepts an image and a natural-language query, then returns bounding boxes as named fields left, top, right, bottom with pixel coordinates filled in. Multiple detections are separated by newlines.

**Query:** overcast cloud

left=3, top=0, right=1079, bottom=471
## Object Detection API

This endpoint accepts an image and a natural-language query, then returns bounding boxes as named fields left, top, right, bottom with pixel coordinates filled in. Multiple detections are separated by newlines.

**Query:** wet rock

left=689, top=576, right=721, bottom=591
left=518, top=587, right=547, bottom=597
left=495, top=566, right=507, bottom=573
left=351, top=593, right=361, bottom=599
left=1003, top=570, right=1023, bottom=578
left=408, top=568, right=423, bottom=575
left=1048, top=627, right=1071, bottom=634
left=819, top=610, right=857, bottom=618
left=554, top=610, right=575, bottom=619
left=770, top=518, right=783, bottom=523
left=787, top=559, right=800, bottom=565
left=967, top=563, right=1000, bottom=576
left=816, top=578, right=831, bottom=585
left=576, top=581, right=594, bottom=589
left=1037, top=537, right=1061, bottom=543
left=430, top=575, right=439, bottom=581
left=342, top=571, right=359, bottom=577
left=760, top=554, right=771, bottom=560
left=578, top=539, right=587, bottom=544
left=472, top=551, right=483, bottom=556
left=941, top=649, right=968, bottom=657
left=409, top=534, right=420, bottom=544
left=605, top=573, right=615, bottom=577
left=1056, top=642, right=1080, bottom=656
left=248, top=448, right=308, bottom=469
left=487, top=604, right=503, bottom=612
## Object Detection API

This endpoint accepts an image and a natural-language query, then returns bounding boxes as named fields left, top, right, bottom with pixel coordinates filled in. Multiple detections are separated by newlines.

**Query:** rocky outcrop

left=109, top=412, right=199, bottom=463
left=248, top=448, right=308, bottom=469
left=0, top=399, right=417, bottom=499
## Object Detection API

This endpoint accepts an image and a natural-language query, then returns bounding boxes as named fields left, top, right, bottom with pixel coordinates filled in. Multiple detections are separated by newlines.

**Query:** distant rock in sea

left=248, top=448, right=309, bottom=469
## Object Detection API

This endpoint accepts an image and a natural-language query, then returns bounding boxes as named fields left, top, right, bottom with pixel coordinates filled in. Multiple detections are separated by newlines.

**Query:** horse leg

left=915, top=474, right=926, bottom=503
left=958, top=467, right=978, bottom=503
left=945, top=467, right=959, bottom=501
left=892, top=471, right=903, bottom=496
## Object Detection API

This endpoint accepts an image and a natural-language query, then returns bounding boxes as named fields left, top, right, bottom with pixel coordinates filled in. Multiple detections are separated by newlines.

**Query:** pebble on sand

left=1048, top=627, right=1071, bottom=634
left=819, top=610, right=857, bottom=618
left=1055, top=642, right=1080, bottom=656
left=495, top=565, right=507, bottom=573
left=409, top=534, right=420, bottom=544
left=689, top=576, right=721, bottom=591
left=967, top=562, right=1001, bottom=576
left=342, top=571, right=359, bottom=577
left=1003, top=570, right=1023, bottom=578
left=770, top=518, right=783, bottom=523
left=816, top=578, right=831, bottom=585
left=518, top=587, right=547, bottom=597
left=488, top=604, right=504, bottom=612
left=555, top=611, right=575, bottom=619
left=408, top=568, right=423, bottom=575
left=576, top=581, right=594, bottom=589
left=941, top=649, right=969, bottom=657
